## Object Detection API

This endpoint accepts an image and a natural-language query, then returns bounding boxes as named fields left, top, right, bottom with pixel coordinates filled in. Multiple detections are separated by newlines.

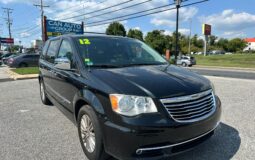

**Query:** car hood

left=91, top=65, right=211, bottom=98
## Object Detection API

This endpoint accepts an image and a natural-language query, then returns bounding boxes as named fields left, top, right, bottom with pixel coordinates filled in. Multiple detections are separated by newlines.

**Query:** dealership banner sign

left=0, top=38, right=14, bottom=44
left=202, top=24, right=211, bottom=36
left=45, top=18, right=84, bottom=39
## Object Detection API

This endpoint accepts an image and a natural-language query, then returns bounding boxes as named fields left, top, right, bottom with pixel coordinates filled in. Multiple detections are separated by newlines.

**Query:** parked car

left=0, top=53, right=16, bottom=61
left=195, top=51, right=203, bottom=55
left=39, top=35, right=221, bottom=160
left=3, top=54, right=18, bottom=65
left=209, top=50, right=225, bottom=55
left=176, top=56, right=196, bottom=67
left=7, top=54, right=40, bottom=68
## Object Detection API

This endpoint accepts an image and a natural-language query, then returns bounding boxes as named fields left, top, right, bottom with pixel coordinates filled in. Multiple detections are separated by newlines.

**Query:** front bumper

left=102, top=96, right=221, bottom=160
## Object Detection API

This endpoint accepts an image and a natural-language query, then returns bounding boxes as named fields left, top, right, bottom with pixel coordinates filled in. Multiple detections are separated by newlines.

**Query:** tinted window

left=46, top=40, right=59, bottom=63
left=23, top=55, right=32, bottom=58
left=42, top=41, right=50, bottom=58
left=55, top=40, right=75, bottom=70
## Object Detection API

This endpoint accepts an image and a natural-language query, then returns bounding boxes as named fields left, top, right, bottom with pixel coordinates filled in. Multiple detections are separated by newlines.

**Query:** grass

left=193, top=54, right=255, bottom=68
left=11, top=67, right=39, bottom=75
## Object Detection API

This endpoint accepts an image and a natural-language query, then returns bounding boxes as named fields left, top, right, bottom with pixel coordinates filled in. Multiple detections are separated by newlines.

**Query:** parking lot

left=0, top=76, right=254, bottom=160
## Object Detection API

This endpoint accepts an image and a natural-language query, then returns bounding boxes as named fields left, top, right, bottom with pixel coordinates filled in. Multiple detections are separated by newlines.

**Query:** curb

left=194, top=65, right=255, bottom=71
left=6, top=69, right=38, bottom=80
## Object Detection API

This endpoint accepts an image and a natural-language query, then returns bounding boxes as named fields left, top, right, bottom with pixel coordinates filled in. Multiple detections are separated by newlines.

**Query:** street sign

left=0, top=38, right=14, bottom=44
left=45, top=19, right=84, bottom=39
left=202, top=24, right=211, bottom=35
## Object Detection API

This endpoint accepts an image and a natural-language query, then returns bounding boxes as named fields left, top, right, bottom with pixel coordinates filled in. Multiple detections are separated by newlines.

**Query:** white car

left=176, top=56, right=196, bottom=67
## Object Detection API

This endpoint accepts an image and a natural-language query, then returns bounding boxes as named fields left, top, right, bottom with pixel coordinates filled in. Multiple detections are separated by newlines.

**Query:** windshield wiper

left=123, top=62, right=168, bottom=67
left=88, top=64, right=120, bottom=68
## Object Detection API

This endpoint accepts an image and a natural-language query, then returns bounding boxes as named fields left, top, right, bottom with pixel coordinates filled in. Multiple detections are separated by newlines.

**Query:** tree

left=145, top=30, right=167, bottom=54
left=127, top=29, right=143, bottom=41
left=227, top=38, right=247, bottom=52
left=209, top=35, right=218, bottom=46
left=191, top=34, right=203, bottom=48
left=216, top=38, right=229, bottom=51
left=106, top=22, right=126, bottom=37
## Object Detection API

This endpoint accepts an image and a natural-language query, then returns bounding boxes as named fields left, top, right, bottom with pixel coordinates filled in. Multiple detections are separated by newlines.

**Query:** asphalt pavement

left=0, top=77, right=254, bottom=160
left=189, top=67, right=255, bottom=80
left=0, top=66, right=12, bottom=82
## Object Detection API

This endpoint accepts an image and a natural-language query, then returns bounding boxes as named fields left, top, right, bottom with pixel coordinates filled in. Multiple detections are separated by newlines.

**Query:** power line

left=58, top=0, right=135, bottom=21
left=85, top=0, right=208, bottom=28
left=18, top=27, right=41, bottom=38
left=84, top=3, right=176, bottom=26
left=34, top=0, right=49, bottom=42
left=13, top=24, right=40, bottom=35
left=52, top=0, right=91, bottom=18
left=85, top=0, right=152, bottom=20
left=2, top=7, right=13, bottom=38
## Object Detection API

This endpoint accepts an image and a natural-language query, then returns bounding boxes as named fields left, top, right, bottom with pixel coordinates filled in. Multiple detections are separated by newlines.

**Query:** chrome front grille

left=160, top=90, right=216, bottom=123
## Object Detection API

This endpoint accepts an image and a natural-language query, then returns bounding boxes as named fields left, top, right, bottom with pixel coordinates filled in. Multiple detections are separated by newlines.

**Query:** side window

left=23, top=55, right=32, bottom=58
left=54, top=40, right=75, bottom=70
left=46, top=40, right=59, bottom=63
left=42, top=41, right=49, bottom=59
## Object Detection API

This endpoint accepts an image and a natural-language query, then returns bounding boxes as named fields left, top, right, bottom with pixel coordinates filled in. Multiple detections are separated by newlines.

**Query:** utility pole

left=188, top=18, right=192, bottom=55
left=34, top=0, right=49, bottom=43
left=0, top=24, right=2, bottom=51
left=2, top=8, right=13, bottom=38
left=174, top=0, right=182, bottom=64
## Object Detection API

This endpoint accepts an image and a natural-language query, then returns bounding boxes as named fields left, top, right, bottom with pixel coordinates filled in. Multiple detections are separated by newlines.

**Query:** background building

left=244, top=38, right=255, bottom=51
left=31, top=40, right=43, bottom=50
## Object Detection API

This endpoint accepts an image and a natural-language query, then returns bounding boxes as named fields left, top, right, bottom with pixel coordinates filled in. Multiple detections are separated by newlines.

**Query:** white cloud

left=0, top=0, right=34, bottom=4
left=179, top=28, right=190, bottom=35
left=133, top=27, right=141, bottom=30
left=200, top=9, right=255, bottom=32
left=150, top=7, right=198, bottom=27
left=163, top=30, right=172, bottom=36
left=222, top=31, right=247, bottom=39
left=20, top=32, right=31, bottom=38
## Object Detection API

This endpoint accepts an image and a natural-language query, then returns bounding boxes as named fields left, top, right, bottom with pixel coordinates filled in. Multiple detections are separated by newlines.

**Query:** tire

left=78, top=105, right=109, bottom=160
left=39, top=79, right=52, bottom=105
left=182, top=62, right=187, bottom=67
left=19, top=63, right=28, bottom=68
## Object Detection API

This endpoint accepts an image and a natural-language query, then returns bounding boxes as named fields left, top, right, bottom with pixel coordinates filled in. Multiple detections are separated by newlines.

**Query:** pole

left=204, top=35, right=208, bottom=56
left=2, top=8, right=13, bottom=38
left=188, top=18, right=192, bottom=55
left=2, top=8, right=13, bottom=52
left=174, top=0, right=181, bottom=64
left=7, top=11, right=11, bottom=38
left=0, top=24, right=2, bottom=51
left=34, top=0, right=49, bottom=44
left=40, top=0, right=44, bottom=42
left=44, top=16, right=48, bottom=42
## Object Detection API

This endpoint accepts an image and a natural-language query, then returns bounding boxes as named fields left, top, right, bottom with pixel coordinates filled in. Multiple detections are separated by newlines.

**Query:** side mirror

left=54, top=57, right=71, bottom=70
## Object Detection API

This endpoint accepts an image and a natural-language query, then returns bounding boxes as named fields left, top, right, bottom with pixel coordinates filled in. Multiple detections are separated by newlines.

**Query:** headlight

left=109, top=94, right=158, bottom=116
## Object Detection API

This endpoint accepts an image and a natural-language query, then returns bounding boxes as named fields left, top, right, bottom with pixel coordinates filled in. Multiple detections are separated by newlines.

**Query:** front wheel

left=39, top=80, right=52, bottom=105
left=182, top=62, right=187, bottom=67
left=78, top=105, right=109, bottom=160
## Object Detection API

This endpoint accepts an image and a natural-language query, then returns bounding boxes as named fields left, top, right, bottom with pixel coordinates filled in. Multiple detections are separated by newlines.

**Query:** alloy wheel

left=80, top=114, right=96, bottom=153
left=40, top=82, right=45, bottom=101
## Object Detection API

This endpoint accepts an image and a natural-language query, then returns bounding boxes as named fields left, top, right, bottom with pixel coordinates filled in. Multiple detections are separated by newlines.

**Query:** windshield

left=76, top=37, right=167, bottom=67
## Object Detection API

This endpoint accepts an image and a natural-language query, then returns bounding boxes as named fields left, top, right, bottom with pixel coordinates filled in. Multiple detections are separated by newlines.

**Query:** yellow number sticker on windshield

left=85, top=58, right=90, bottom=62
left=79, top=39, right=91, bottom=45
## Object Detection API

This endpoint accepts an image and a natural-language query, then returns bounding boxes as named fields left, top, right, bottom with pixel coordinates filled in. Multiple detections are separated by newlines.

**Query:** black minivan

left=39, top=35, right=221, bottom=160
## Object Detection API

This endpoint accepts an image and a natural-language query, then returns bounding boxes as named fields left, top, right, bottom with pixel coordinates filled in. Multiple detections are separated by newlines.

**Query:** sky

left=0, top=0, right=255, bottom=47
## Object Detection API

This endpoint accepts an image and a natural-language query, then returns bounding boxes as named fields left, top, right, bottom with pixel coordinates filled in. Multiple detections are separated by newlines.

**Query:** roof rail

left=83, top=32, right=106, bottom=35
